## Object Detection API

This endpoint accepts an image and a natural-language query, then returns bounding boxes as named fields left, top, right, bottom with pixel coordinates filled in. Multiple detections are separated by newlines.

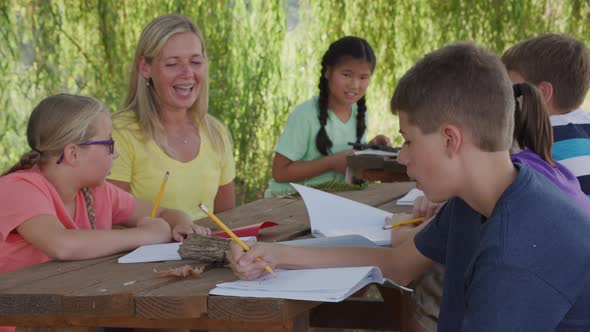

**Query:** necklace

left=172, top=134, right=190, bottom=144
left=165, top=121, right=198, bottom=145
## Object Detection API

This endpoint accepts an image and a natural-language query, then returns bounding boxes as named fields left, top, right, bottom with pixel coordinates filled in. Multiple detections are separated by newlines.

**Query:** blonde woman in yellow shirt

left=108, top=14, right=235, bottom=220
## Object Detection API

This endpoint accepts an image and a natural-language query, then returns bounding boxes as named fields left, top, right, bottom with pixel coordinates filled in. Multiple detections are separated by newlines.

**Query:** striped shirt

left=551, top=109, right=590, bottom=198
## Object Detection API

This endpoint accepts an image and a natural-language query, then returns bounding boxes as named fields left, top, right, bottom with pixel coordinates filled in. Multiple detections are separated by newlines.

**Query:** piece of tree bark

left=179, top=234, right=230, bottom=265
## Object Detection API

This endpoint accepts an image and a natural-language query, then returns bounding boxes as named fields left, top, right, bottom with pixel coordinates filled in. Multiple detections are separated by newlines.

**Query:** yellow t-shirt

left=109, top=112, right=235, bottom=220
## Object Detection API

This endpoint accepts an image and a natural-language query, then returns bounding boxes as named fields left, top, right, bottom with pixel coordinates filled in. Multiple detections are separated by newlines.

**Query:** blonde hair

left=3, top=94, right=108, bottom=228
left=115, top=14, right=228, bottom=158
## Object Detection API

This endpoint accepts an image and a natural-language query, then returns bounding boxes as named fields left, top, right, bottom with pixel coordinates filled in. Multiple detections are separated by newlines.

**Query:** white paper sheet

left=396, top=188, right=424, bottom=205
left=279, top=234, right=378, bottom=247
left=352, top=149, right=398, bottom=157
left=291, top=183, right=394, bottom=246
left=209, top=266, right=412, bottom=302
left=118, top=242, right=182, bottom=263
left=118, top=236, right=257, bottom=263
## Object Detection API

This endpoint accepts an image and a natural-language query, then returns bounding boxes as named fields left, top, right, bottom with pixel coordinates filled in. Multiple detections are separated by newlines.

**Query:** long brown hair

left=512, top=83, right=554, bottom=165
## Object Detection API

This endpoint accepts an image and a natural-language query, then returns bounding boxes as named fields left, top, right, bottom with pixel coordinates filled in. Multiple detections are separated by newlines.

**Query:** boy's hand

left=385, top=213, right=422, bottom=247
left=171, top=223, right=211, bottom=242
left=136, top=217, right=173, bottom=244
left=226, top=241, right=278, bottom=280
left=413, top=195, right=444, bottom=219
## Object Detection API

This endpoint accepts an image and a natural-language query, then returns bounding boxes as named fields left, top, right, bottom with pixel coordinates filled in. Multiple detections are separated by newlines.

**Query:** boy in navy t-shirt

left=227, top=43, right=590, bottom=331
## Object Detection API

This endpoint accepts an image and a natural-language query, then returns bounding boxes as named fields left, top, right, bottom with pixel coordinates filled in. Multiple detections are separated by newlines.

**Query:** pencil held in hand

left=151, top=171, right=170, bottom=218
left=198, top=203, right=275, bottom=275
left=382, top=217, right=425, bottom=230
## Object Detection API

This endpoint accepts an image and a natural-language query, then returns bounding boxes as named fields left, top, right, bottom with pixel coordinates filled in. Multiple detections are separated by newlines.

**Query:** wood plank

left=0, top=259, right=201, bottom=318
left=208, top=296, right=319, bottom=322
left=310, top=286, right=404, bottom=330
left=134, top=268, right=236, bottom=319
left=0, top=255, right=118, bottom=291
left=16, top=327, right=95, bottom=332
left=3, top=315, right=308, bottom=331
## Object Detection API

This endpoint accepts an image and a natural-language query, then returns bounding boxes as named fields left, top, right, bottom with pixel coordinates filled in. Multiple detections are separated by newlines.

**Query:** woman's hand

left=171, top=223, right=211, bottom=242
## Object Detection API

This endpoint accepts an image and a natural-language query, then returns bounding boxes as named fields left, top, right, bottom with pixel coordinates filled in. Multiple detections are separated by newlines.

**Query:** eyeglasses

left=56, top=139, right=115, bottom=164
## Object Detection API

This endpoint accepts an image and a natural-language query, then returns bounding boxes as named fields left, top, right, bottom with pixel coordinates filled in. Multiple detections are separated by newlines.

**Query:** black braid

left=355, top=96, right=367, bottom=143
left=316, top=71, right=333, bottom=156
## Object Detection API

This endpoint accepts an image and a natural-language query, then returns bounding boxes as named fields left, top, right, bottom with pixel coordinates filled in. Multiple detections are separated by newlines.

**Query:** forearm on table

left=41, top=228, right=149, bottom=261
left=275, top=244, right=430, bottom=286
left=273, top=157, right=335, bottom=182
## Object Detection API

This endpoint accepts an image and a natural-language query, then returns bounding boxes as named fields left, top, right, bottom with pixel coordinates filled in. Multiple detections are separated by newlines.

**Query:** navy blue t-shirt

left=415, top=164, right=590, bottom=332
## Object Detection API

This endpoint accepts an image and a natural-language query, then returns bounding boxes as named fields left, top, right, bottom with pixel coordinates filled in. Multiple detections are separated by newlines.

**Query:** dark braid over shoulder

left=316, top=74, right=333, bottom=155
left=81, top=187, right=96, bottom=229
left=355, top=96, right=367, bottom=143
left=2, top=151, right=41, bottom=176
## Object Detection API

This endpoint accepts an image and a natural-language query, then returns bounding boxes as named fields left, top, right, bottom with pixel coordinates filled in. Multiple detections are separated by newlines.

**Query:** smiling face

left=140, top=32, right=206, bottom=113
left=325, top=57, right=372, bottom=109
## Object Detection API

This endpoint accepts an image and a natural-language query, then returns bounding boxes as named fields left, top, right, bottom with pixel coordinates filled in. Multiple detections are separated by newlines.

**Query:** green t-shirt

left=265, top=96, right=366, bottom=197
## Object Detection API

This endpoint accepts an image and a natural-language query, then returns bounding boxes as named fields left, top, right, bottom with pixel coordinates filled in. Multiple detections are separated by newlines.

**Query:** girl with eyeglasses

left=0, top=94, right=210, bottom=278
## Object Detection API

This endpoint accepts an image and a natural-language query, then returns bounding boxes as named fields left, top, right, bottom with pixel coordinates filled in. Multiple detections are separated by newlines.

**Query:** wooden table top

left=0, top=182, right=415, bottom=331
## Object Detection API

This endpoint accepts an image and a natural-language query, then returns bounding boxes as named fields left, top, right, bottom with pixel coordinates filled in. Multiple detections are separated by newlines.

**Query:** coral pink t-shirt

left=0, top=166, right=135, bottom=273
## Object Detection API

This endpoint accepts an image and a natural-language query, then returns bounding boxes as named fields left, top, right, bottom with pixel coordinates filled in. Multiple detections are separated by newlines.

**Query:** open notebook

left=210, top=266, right=412, bottom=302
left=291, top=183, right=394, bottom=246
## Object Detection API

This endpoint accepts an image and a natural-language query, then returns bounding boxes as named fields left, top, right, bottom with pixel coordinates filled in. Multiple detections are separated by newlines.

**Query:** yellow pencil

left=382, top=217, right=425, bottom=230
left=198, top=203, right=275, bottom=275
left=151, top=171, right=170, bottom=218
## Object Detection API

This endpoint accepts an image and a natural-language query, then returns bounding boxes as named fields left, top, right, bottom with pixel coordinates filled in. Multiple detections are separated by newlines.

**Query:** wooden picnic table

left=0, top=182, right=415, bottom=332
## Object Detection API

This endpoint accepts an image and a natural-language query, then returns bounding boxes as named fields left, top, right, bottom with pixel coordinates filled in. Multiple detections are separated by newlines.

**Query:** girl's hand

left=413, top=196, right=444, bottom=219
left=330, top=148, right=355, bottom=174
left=171, top=223, right=211, bottom=242
left=135, top=217, right=173, bottom=244
left=226, top=241, right=278, bottom=280
left=369, top=135, right=392, bottom=147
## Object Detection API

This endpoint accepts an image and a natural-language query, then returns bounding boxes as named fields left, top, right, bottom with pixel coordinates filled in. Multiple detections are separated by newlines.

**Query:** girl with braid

left=0, top=94, right=210, bottom=277
left=265, top=36, right=391, bottom=197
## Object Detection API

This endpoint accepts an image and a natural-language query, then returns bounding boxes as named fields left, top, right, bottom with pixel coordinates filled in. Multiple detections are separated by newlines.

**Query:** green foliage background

left=2, top=0, right=590, bottom=203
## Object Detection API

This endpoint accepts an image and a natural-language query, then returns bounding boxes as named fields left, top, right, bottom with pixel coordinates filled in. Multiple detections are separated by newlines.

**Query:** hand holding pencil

left=382, top=216, right=425, bottom=229
left=198, top=203, right=276, bottom=276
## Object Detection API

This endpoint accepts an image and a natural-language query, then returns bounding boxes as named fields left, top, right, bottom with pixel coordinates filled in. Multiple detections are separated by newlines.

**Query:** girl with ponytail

left=0, top=94, right=209, bottom=278
left=265, top=36, right=390, bottom=197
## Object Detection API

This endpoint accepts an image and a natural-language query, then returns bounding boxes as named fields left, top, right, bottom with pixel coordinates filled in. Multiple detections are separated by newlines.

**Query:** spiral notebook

left=210, top=266, right=412, bottom=302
